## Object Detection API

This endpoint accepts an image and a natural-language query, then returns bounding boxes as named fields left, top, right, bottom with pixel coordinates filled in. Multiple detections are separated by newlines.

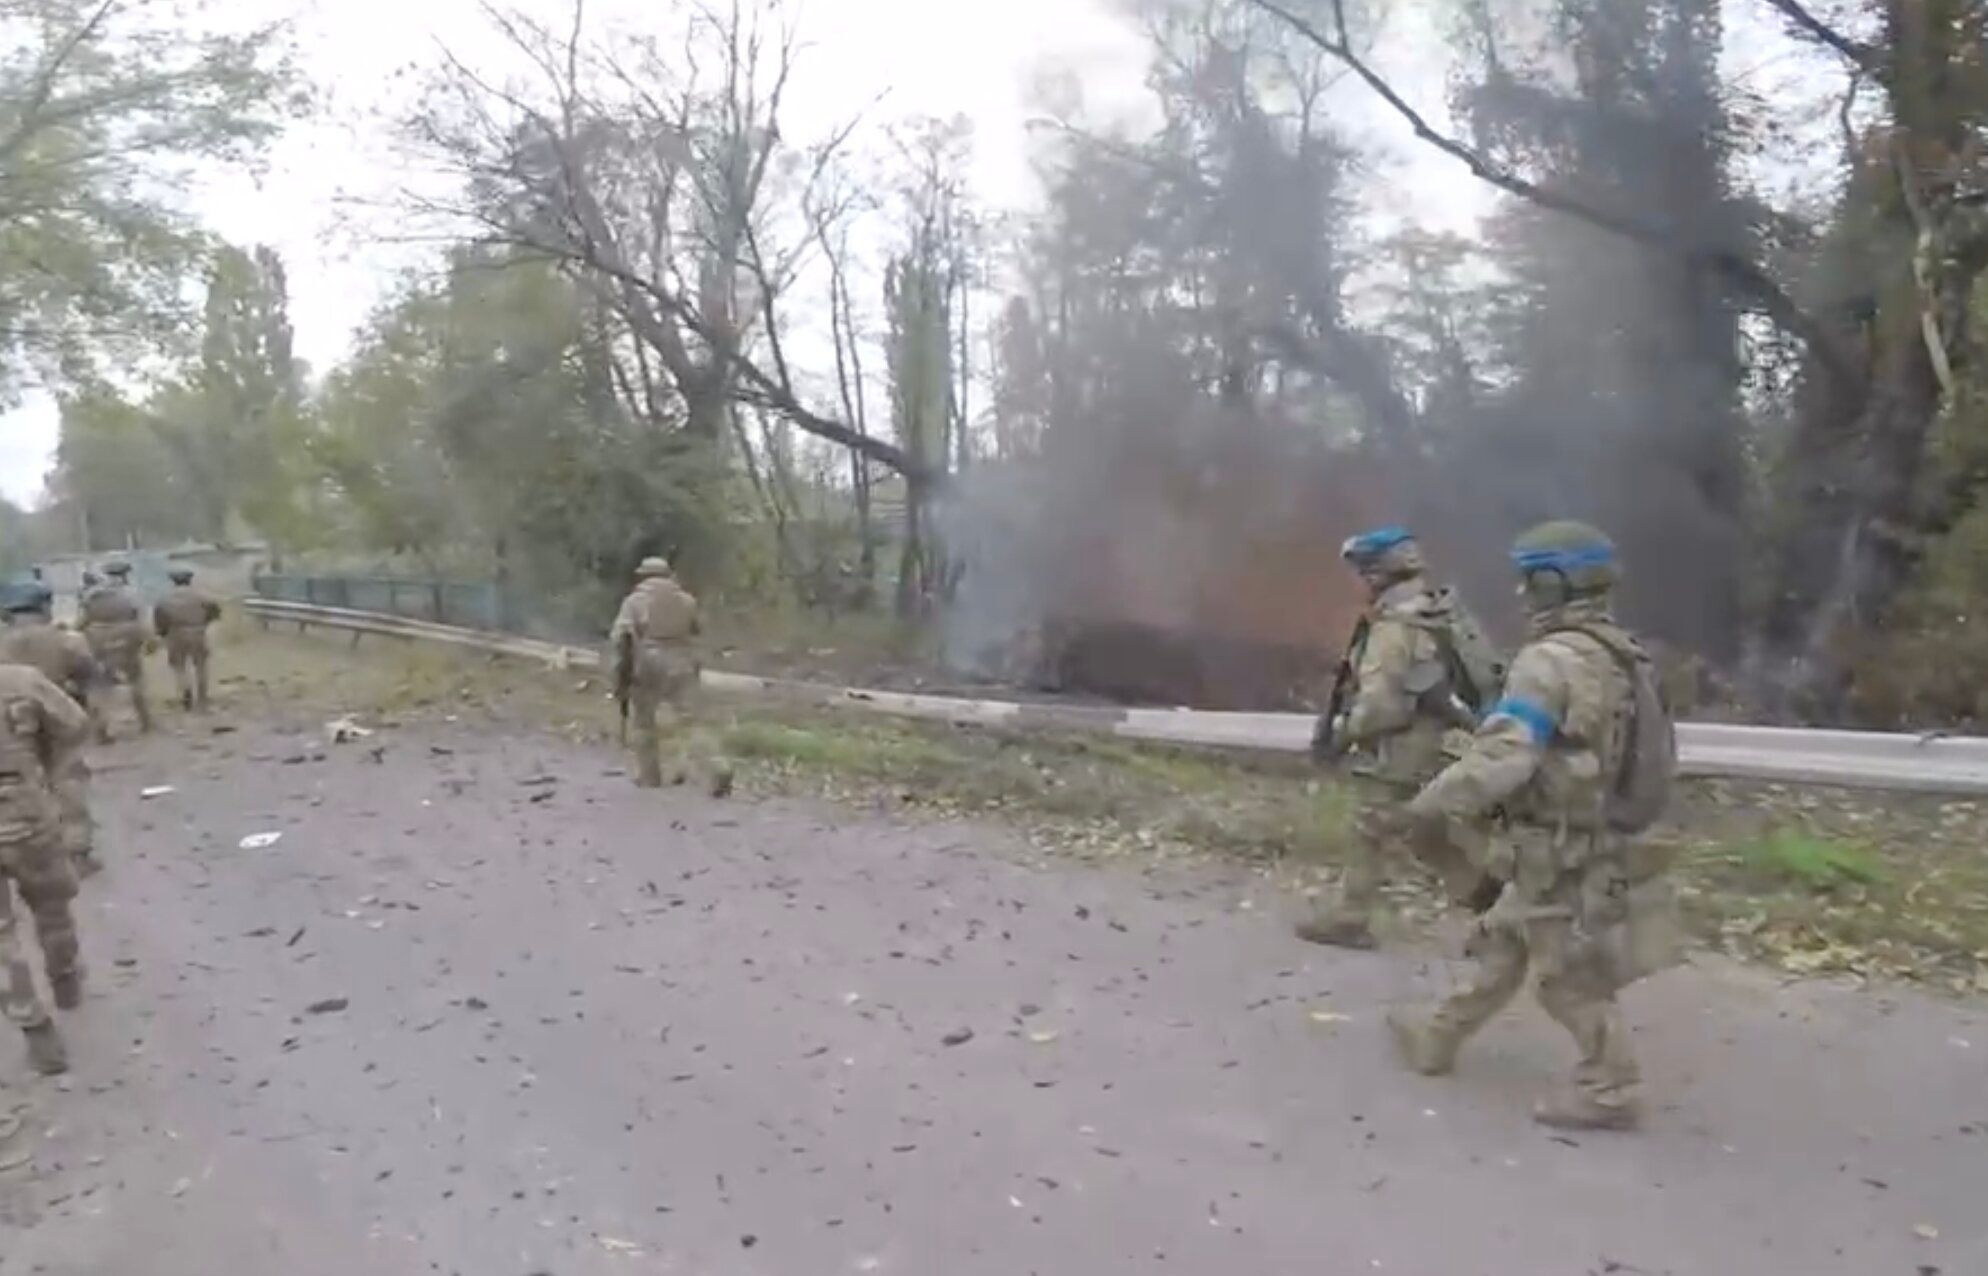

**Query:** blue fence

left=253, top=574, right=510, bottom=632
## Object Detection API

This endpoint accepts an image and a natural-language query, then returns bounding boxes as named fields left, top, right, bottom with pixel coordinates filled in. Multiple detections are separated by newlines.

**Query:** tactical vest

left=0, top=686, right=53, bottom=843
left=627, top=580, right=697, bottom=643
left=156, top=587, right=218, bottom=632
left=83, top=586, right=139, bottom=626
left=0, top=624, right=90, bottom=694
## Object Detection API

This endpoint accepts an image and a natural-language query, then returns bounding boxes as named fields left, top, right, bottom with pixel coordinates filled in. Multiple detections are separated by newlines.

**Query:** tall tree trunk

left=896, top=481, right=925, bottom=618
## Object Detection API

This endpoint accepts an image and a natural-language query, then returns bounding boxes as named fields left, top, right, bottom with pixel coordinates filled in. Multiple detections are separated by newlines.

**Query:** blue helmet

left=1510, top=520, right=1619, bottom=594
left=1340, top=525, right=1424, bottom=582
left=1, top=582, right=53, bottom=614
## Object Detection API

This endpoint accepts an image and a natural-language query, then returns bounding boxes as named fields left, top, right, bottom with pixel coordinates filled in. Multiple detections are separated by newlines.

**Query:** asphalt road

left=2, top=715, right=1984, bottom=1275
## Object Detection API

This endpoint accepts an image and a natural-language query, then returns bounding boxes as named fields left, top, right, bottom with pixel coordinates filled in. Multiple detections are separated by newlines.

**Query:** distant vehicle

left=0, top=571, right=46, bottom=615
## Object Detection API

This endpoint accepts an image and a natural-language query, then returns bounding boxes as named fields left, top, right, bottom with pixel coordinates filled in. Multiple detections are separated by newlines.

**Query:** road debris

left=327, top=716, right=374, bottom=743
left=140, top=785, right=177, bottom=799
left=305, top=998, right=351, bottom=1016
left=941, top=1028, right=975, bottom=1047
left=239, top=831, right=283, bottom=850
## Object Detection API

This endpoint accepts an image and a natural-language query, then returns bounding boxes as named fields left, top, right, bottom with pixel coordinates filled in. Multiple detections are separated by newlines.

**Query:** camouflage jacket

left=1407, top=598, right=1633, bottom=841
left=0, top=620, right=97, bottom=700
left=610, top=578, right=700, bottom=647
left=0, top=664, right=90, bottom=845
left=81, top=584, right=140, bottom=628
left=1339, top=576, right=1472, bottom=786
left=154, top=585, right=221, bottom=636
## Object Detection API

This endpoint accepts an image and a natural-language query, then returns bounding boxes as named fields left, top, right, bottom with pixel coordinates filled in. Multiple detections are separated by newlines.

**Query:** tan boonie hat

left=634, top=556, right=674, bottom=579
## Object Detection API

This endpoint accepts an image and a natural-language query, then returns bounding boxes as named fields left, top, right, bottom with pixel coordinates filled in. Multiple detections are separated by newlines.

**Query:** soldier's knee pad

left=16, top=855, right=79, bottom=908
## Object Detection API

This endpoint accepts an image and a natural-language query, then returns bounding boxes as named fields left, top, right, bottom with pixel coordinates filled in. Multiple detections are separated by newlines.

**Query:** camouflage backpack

left=1422, top=589, right=1506, bottom=715
left=1557, top=624, right=1677, bottom=837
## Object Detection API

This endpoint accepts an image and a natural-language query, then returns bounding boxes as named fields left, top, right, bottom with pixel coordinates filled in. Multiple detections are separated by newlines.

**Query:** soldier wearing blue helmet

left=1297, top=526, right=1506, bottom=948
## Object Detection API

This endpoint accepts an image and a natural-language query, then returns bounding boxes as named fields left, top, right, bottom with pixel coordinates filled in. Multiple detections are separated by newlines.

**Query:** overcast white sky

left=1, top=0, right=1156, bottom=502
left=0, top=0, right=1830, bottom=505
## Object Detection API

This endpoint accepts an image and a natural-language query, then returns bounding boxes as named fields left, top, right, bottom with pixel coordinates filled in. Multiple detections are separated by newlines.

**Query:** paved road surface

left=2, top=718, right=1984, bottom=1275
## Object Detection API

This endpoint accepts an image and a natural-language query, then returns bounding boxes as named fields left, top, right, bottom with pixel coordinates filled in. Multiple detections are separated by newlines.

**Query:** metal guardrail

left=241, top=597, right=1988, bottom=797
left=253, top=573, right=510, bottom=632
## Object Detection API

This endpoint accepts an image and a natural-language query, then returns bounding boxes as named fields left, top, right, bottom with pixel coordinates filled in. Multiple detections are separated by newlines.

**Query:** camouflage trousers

left=54, top=756, right=93, bottom=868
left=1306, top=775, right=1496, bottom=926
left=0, top=834, right=80, bottom=1031
left=627, top=647, right=727, bottom=791
left=1418, top=845, right=1644, bottom=1110
left=86, top=626, right=152, bottom=734
left=166, top=631, right=211, bottom=711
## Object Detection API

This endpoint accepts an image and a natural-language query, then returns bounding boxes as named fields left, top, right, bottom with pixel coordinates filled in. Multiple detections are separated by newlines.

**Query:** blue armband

left=1485, top=695, right=1556, bottom=745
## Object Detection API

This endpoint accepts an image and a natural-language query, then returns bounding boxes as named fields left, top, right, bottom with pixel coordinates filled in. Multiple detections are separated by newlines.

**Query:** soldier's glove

left=1309, top=713, right=1349, bottom=764
left=1469, top=882, right=1530, bottom=946
left=1463, top=874, right=1505, bottom=915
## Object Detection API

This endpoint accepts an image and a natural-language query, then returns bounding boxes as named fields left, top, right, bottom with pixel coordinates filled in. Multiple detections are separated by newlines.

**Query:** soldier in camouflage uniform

left=0, top=586, right=102, bottom=878
left=1297, top=528, right=1501, bottom=949
left=154, top=567, right=222, bottom=712
left=1387, top=520, right=1667, bottom=1131
left=609, top=557, right=733, bottom=796
left=81, top=561, right=152, bottom=736
left=0, top=662, right=91, bottom=1076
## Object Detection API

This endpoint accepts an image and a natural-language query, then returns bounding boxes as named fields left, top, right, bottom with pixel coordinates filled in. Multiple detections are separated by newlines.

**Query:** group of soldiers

left=0, top=562, right=219, bottom=1076
left=6, top=537, right=1674, bottom=1128
left=604, top=529, right=1677, bottom=1129
left=1294, top=519, right=1679, bottom=1131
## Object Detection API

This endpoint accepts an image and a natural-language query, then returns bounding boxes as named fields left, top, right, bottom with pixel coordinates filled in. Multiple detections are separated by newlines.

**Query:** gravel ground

left=1, top=713, right=1984, bottom=1276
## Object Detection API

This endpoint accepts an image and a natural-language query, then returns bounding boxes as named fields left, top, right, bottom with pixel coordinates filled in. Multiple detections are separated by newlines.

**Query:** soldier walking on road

left=81, top=561, right=152, bottom=736
left=1385, top=521, right=1680, bottom=1131
left=155, top=567, right=221, bottom=712
left=610, top=557, right=733, bottom=796
left=0, top=663, right=92, bottom=1076
left=0, top=586, right=103, bottom=878
left=1297, top=527, right=1505, bottom=949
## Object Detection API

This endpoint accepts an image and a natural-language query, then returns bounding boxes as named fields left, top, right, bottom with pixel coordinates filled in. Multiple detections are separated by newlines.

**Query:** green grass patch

left=720, top=719, right=955, bottom=774
left=1731, top=830, right=1890, bottom=892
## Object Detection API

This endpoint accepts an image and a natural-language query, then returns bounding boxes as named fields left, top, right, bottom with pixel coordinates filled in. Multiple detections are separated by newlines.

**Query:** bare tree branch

left=1760, top=0, right=1877, bottom=68
left=1244, top=0, right=1863, bottom=396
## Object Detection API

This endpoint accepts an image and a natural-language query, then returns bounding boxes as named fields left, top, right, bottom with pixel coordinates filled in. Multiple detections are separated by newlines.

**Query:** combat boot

left=1385, top=1009, right=1459, bottom=1076
left=181, top=688, right=194, bottom=712
left=51, top=970, right=83, bottom=1011
left=22, top=1022, right=68, bottom=1076
left=1533, top=1087, right=1640, bottom=1131
left=1295, top=908, right=1377, bottom=951
left=708, top=765, right=735, bottom=799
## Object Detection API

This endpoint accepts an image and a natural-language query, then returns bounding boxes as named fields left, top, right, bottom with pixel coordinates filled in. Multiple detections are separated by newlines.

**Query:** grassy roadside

left=184, top=615, right=1988, bottom=995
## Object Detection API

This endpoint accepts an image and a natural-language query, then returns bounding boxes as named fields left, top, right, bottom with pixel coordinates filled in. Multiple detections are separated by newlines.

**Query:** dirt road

left=2, top=714, right=1983, bottom=1275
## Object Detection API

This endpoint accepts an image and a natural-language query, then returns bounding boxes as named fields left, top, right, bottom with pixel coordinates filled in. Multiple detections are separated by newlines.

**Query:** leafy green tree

left=51, top=386, right=201, bottom=547
left=0, top=0, right=300, bottom=399
left=315, top=250, right=729, bottom=627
